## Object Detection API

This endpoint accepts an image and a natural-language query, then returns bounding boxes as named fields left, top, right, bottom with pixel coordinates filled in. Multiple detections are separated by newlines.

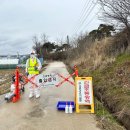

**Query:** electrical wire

left=72, top=0, right=93, bottom=34
left=75, top=1, right=97, bottom=34
left=81, top=9, right=101, bottom=32
left=77, top=0, right=91, bottom=25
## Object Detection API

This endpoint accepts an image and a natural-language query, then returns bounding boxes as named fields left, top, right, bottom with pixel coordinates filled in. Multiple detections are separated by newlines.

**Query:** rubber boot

left=29, top=86, right=34, bottom=98
left=35, top=87, right=40, bottom=98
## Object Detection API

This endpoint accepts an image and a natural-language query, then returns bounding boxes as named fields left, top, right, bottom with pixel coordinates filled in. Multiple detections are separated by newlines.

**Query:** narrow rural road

left=0, top=62, right=100, bottom=130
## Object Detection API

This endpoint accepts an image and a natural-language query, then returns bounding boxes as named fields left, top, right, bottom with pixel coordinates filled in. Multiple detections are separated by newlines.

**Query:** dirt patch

left=0, top=69, right=26, bottom=95
left=0, top=69, right=15, bottom=94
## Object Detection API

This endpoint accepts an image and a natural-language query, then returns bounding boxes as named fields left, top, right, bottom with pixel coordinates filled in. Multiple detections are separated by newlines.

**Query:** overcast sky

left=0, top=0, right=101, bottom=55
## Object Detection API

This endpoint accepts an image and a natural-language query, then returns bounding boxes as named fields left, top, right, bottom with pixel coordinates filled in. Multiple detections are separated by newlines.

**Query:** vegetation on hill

left=64, top=26, right=130, bottom=129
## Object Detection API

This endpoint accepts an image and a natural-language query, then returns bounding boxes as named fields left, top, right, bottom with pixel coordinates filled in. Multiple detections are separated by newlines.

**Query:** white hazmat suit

left=26, top=53, right=42, bottom=98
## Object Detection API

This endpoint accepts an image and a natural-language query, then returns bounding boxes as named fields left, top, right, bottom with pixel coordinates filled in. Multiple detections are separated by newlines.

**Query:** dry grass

left=68, top=37, right=117, bottom=70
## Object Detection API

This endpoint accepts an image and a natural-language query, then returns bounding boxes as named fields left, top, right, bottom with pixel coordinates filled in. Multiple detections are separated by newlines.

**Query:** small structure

left=0, top=58, right=19, bottom=69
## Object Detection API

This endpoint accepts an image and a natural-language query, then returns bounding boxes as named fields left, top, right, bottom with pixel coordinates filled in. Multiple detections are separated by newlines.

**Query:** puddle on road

left=28, top=107, right=43, bottom=118
left=24, top=94, right=61, bottom=120
left=26, top=105, right=46, bottom=119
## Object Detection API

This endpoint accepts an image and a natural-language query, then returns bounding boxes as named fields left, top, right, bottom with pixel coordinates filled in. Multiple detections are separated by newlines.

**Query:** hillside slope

left=66, top=36, right=130, bottom=129
left=90, top=54, right=130, bottom=129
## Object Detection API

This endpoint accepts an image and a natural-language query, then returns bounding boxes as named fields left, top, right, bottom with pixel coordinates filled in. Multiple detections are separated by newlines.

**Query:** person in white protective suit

left=25, top=50, right=42, bottom=98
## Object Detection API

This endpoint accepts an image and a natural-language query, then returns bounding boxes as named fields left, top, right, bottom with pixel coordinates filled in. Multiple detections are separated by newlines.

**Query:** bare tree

left=99, top=0, right=130, bottom=44
left=32, top=35, right=41, bottom=57
left=41, top=33, right=48, bottom=44
left=32, top=35, right=38, bottom=45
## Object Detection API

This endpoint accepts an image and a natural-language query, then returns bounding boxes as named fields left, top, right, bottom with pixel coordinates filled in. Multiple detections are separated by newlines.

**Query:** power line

left=81, top=9, right=101, bottom=32
left=72, top=0, right=93, bottom=34
left=78, top=0, right=91, bottom=23
left=75, top=0, right=97, bottom=33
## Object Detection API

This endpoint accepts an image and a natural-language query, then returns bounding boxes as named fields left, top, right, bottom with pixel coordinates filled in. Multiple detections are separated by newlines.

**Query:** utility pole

left=17, top=52, right=19, bottom=59
left=67, top=35, right=70, bottom=45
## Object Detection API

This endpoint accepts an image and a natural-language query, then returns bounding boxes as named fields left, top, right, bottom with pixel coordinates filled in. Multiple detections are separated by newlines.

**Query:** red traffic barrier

left=55, top=65, right=79, bottom=87
left=12, top=67, right=20, bottom=103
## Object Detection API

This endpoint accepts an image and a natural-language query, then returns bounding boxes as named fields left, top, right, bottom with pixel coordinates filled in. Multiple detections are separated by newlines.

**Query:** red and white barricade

left=8, top=66, right=78, bottom=103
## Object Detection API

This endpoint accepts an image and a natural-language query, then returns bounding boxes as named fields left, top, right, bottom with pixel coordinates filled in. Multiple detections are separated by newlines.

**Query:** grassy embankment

left=81, top=54, right=129, bottom=130
left=66, top=37, right=129, bottom=130
left=92, top=54, right=130, bottom=130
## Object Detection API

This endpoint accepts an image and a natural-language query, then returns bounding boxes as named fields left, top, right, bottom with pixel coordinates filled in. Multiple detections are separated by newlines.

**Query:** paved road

left=0, top=62, right=100, bottom=130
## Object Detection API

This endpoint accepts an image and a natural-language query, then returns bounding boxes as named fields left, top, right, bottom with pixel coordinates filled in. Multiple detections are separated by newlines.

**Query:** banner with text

left=76, top=77, right=93, bottom=105
left=37, top=73, right=59, bottom=87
